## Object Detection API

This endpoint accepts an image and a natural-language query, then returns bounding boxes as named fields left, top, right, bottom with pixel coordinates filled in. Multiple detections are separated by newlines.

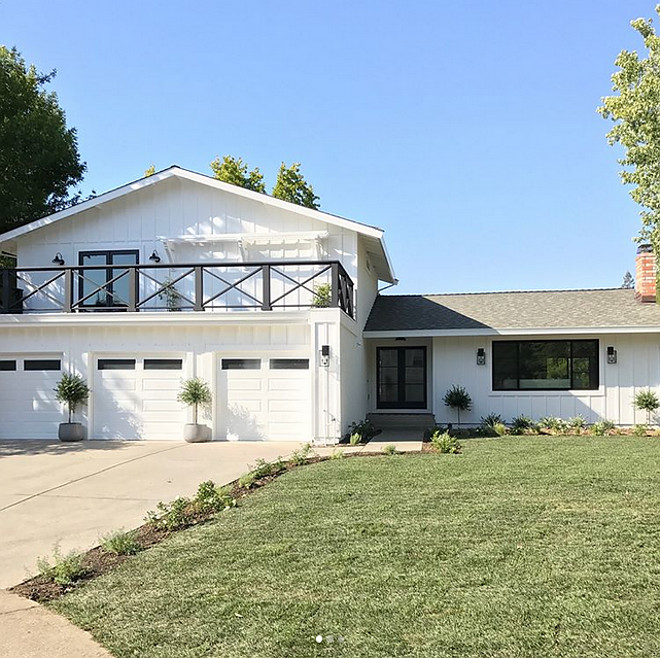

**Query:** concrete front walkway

left=0, top=440, right=302, bottom=588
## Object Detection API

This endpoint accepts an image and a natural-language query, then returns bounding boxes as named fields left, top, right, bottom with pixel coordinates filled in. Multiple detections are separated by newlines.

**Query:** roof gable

left=0, top=166, right=395, bottom=281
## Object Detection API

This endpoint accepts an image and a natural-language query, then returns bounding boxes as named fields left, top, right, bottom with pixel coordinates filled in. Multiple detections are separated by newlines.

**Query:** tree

left=599, top=9, right=660, bottom=298
left=272, top=162, right=320, bottom=209
left=621, top=271, right=635, bottom=288
left=210, top=155, right=265, bottom=193
left=0, top=47, right=85, bottom=231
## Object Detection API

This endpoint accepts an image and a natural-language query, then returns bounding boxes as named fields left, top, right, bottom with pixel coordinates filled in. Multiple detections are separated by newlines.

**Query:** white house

left=0, top=166, right=659, bottom=441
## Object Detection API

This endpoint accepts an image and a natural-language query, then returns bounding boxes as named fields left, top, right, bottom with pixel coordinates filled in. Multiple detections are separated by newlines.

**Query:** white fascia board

left=363, top=325, right=660, bottom=338
left=0, top=311, right=311, bottom=329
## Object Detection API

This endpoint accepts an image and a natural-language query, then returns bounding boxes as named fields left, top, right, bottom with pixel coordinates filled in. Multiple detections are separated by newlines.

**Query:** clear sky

left=1, top=1, right=656, bottom=293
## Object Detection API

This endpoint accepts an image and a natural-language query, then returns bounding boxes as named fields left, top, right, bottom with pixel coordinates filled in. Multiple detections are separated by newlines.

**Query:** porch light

left=149, top=250, right=161, bottom=263
left=476, top=347, right=486, bottom=366
left=607, top=346, right=617, bottom=365
left=51, top=252, right=64, bottom=266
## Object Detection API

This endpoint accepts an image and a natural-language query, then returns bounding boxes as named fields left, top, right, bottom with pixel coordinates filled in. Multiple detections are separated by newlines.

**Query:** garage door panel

left=219, top=355, right=310, bottom=442
left=0, top=359, right=62, bottom=439
left=142, top=378, right=182, bottom=391
left=94, top=356, right=185, bottom=440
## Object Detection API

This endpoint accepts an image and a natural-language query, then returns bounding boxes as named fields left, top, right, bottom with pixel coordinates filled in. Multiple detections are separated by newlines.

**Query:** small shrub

left=289, top=443, right=313, bottom=466
left=383, top=444, right=397, bottom=455
left=634, top=389, right=660, bottom=425
left=345, top=419, right=377, bottom=444
left=430, top=430, right=462, bottom=454
left=423, top=424, right=445, bottom=441
left=510, top=415, right=537, bottom=435
left=590, top=420, right=615, bottom=436
left=568, top=415, right=587, bottom=431
left=480, top=413, right=503, bottom=429
left=101, top=529, right=142, bottom=556
left=633, top=424, right=648, bottom=437
left=194, top=480, right=235, bottom=513
left=312, top=283, right=332, bottom=307
left=238, top=471, right=257, bottom=490
left=146, top=496, right=195, bottom=531
left=538, top=416, right=568, bottom=434
left=493, top=422, right=508, bottom=436
left=443, top=385, right=472, bottom=425
left=330, top=448, right=345, bottom=459
left=36, top=545, right=87, bottom=586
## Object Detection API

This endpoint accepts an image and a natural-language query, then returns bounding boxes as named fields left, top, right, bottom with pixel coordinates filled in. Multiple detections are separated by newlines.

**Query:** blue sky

left=1, top=1, right=655, bottom=293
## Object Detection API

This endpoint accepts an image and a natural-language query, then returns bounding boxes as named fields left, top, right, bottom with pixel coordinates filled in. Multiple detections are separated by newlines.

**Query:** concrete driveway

left=0, top=439, right=302, bottom=588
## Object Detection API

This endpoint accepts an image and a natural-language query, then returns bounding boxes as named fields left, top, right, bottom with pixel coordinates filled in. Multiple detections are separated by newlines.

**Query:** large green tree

left=599, top=7, right=660, bottom=282
left=210, top=155, right=265, bottom=193
left=0, top=47, right=85, bottom=231
left=272, top=161, right=319, bottom=209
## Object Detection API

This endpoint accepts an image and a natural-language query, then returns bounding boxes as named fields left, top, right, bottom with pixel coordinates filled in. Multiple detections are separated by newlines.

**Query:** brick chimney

left=635, top=244, right=656, bottom=303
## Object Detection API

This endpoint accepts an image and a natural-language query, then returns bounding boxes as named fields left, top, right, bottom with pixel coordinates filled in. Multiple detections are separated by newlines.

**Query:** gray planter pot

left=183, top=423, right=211, bottom=443
left=58, top=422, right=85, bottom=442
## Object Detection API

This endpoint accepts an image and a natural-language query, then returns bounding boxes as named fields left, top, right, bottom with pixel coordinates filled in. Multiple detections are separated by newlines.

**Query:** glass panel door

left=377, top=347, right=427, bottom=409
left=110, top=252, right=138, bottom=307
left=78, top=251, right=139, bottom=310
left=79, top=253, right=110, bottom=308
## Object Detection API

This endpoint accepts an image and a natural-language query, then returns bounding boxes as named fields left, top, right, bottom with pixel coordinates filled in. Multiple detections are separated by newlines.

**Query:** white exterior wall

left=432, top=333, right=660, bottom=426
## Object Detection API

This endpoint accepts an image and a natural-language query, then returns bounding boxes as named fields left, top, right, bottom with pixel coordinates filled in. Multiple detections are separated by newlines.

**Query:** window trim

left=492, top=339, right=599, bottom=392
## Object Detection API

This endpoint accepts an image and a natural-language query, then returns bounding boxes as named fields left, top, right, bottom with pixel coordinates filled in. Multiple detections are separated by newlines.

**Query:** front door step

left=368, top=413, right=435, bottom=431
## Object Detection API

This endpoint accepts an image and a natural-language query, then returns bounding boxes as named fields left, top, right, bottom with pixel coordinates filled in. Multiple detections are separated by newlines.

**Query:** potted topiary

left=54, top=373, right=90, bottom=442
left=178, top=377, right=212, bottom=442
left=443, top=384, right=472, bottom=427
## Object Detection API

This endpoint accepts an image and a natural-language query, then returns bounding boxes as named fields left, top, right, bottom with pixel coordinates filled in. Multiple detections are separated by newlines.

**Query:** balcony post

left=262, top=265, right=272, bottom=311
left=331, top=263, right=339, bottom=309
left=127, top=267, right=136, bottom=312
left=63, top=268, right=72, bottom=313
left=194, top=266, right=204, bottom=311
left=1, top=269, right=9, bottom=312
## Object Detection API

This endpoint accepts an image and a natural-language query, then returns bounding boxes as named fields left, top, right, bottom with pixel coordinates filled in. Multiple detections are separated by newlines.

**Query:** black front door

left=377, top=346, right=427, bottom=409
left=78, top=250, right=139, bottom=310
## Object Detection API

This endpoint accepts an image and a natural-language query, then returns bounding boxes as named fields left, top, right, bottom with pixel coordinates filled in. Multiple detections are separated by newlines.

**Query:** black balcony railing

left=0, top=260, right=355, bottom=318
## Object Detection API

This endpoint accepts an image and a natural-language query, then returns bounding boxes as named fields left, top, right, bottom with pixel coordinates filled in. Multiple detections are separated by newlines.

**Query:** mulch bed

left=8, top=450, right=401, bottom=604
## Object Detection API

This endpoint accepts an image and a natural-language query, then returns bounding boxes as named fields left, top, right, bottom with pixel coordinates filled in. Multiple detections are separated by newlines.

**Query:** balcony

left=0, top=260, right=355, bottom=318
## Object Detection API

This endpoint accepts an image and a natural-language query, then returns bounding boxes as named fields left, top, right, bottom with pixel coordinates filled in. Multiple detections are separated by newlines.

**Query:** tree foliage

left=272, top=161, right=320, bottom=209
left=0, top=47, right=85, bottom=232
left=599, top=8, right=660, bottom=273
left=210, top=155, right=265, bottom=193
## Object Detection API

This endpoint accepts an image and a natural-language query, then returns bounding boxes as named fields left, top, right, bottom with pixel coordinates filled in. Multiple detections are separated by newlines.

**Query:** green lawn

left=53, top=437, right=660, bottom=657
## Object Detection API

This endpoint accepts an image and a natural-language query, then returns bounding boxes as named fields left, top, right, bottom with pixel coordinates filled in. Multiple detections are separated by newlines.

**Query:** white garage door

left=0, top=356, right=63, bottom=439
left=217, top=356, right=311, bottom=441
left=93, top=356, right=186, bottom=440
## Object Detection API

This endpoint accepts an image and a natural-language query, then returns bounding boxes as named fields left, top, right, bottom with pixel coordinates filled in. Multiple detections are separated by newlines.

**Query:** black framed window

left=78, top=250, right=139, bottom=309
left=270, top=359, right=309, bottom=370
left=492, top=340, right=599, bottom=391
left=98, top=359, right=136, bottom=371
left=144, top=359, right=183, bottom=370
left=0, top=360, right=16, bottom=371
left=24, top=359, right=61, bottom=371
left=222, top=359, right=261, bottom=370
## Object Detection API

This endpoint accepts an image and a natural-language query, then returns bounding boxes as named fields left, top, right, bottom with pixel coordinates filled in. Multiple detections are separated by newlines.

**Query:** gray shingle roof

left=364, top=288, right=660, bottom=332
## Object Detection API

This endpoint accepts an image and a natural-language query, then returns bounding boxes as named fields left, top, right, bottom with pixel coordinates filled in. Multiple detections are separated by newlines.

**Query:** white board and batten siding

left=432, top=333, right=660, bottom=426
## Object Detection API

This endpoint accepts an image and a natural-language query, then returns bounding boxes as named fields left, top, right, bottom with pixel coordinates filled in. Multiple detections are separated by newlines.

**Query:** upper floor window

left=79, top=250, right=139, bottom=309
left=492, top=340, right=599, bottom=391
